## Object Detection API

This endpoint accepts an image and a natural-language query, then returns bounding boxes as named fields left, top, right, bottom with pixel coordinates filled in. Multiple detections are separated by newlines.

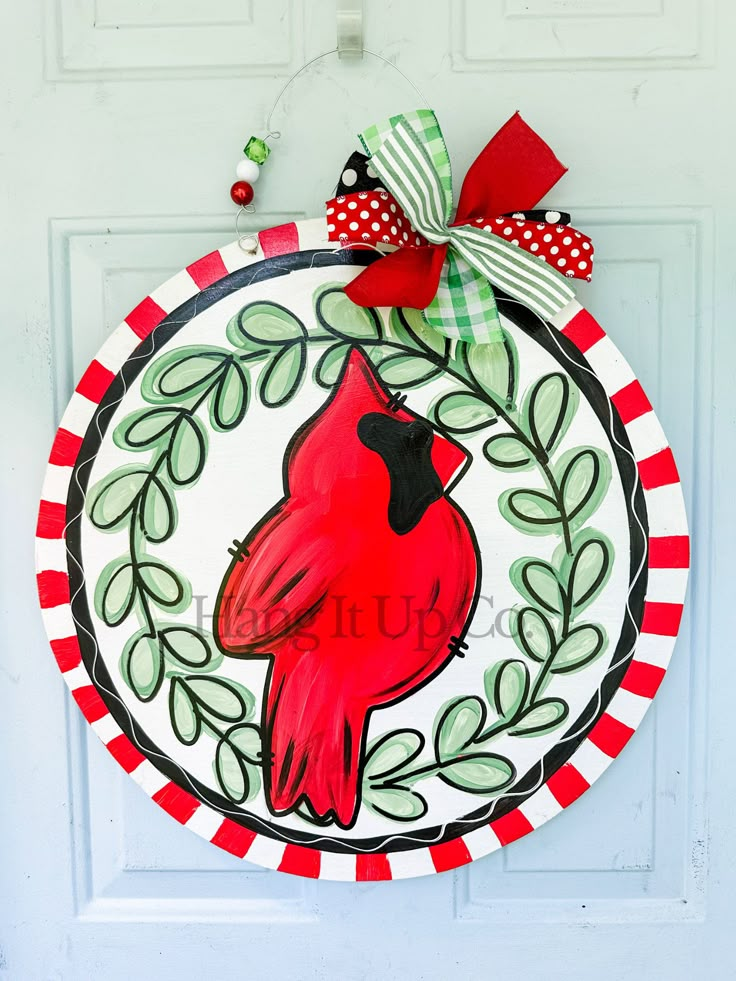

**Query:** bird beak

left=431, top=431, right=470, bottom=491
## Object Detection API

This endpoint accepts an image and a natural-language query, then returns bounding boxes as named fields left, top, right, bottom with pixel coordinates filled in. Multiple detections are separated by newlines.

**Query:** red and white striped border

left=36, top=220, right=689, bottom=881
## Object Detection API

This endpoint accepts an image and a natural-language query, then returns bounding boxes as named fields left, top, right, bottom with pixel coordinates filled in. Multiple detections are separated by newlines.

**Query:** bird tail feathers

left=265, top=658, right=364, bottom=829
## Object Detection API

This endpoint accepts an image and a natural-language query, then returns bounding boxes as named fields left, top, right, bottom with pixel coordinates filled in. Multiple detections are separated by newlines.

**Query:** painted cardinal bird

left=214, top=347, right=479, bottom=828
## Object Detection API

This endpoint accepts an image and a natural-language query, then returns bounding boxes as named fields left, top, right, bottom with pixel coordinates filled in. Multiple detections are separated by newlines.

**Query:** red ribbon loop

left=455, top=112, right=568, bottom=223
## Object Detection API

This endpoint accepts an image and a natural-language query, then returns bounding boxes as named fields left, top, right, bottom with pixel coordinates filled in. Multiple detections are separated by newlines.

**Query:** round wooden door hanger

left=36, top=219, right=688, bottom=880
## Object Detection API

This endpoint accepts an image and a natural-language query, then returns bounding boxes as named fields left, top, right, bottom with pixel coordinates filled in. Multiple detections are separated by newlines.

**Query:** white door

left=3, top=1, right=731, bottom=977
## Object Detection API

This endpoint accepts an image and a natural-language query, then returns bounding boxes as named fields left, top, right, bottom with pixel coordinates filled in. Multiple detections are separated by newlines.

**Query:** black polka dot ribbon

left=335, top=153, right=571, bottom=226
left=335, top=152, right=387, bottom=196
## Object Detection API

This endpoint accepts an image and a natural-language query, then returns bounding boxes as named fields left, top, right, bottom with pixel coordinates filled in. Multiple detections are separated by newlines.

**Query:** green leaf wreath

left=86, top=281, right=613, bottom=821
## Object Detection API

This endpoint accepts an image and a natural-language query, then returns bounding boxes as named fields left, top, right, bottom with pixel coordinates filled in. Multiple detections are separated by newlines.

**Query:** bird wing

left=216, top=502, right=341, bottom=654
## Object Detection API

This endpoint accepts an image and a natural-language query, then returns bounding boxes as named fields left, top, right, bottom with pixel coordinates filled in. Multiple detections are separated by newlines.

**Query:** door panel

left=2, top=1, right=730, bottom=978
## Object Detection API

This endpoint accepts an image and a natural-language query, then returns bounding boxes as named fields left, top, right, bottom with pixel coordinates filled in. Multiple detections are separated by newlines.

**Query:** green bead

left=243, top=137, right=270, bottom=165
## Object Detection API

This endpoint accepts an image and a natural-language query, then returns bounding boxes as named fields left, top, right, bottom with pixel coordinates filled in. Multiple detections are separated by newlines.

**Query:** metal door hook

left=337, top=0, right=363, bottom=59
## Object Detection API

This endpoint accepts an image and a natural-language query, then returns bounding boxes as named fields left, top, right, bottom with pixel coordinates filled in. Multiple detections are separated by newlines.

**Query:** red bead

left=230, top=181, right=254, bottom=206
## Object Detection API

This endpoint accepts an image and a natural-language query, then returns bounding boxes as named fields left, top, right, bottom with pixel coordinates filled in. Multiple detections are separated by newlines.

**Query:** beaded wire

left=235, top=47, right=428, bottom=253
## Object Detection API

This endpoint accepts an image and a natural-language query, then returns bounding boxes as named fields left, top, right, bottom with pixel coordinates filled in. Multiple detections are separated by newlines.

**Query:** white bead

left=236, top=158, right=260, bottom=183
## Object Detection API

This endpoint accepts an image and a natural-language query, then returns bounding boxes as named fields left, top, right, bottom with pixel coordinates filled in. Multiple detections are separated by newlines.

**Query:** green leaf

left=463, top=333, right=518, bottom=407
left=499, top=488, right=561, bottom=534
left=166, top=416, right=207, bottom=486
left=186, top=676, right=254, bottom=723
left=376, top=353, right=441, bottom=389
left=555, top=448, right=609, bottom=526
left=562, top=531, right=613, bottom=612
left=141, top=347, right=230, bottom=403
left=226, top=723, right=262, bottom=762
left=363, top=785, right=428, bottom=822
left=215, top=733, right=261, bottom=804
left=484, top=659, right=530, bottom=719
left=388, top=307, right=447, bottom=358
left=431, top=391, right=497, bottom=434
left=483, top=433, right=534, bottom=471
left=140, top=476, right=176, bottom=543
left=88, top=467, right=148, bottom=530
left=114, top=407, right=181, bottom=452
left=510, top=558, right=565, bottom=615
left=435, top=696, right=486, bottom=760
left=439, top=754, right=515, bottom=794
left=138, top=561, right=189, bottom=611
left=314, top=342, right=350, bottom=388
left=120, top=631, right=164, bottom=702
left=524, top=372, right=577, bottom=454
left=314, top=285, right=383, bottom=341
left=215, top=739, right=250, bottom=803
left=95, top=557, right=136, bottom=627
left=365, top=343, right=401, bottom=368
left=159, top=626, right=219, bottom=671
left=364, top=730, right=424, bottom=780
left=169, top=677, right=200, bottom=744
left=552, top=624, right=606, bottom=673
left=509, top=698, right=569, bottom=737
left=227, top=301, right=305, bottom=347
left=512, top=607, right=555, bottom=663
left=259, top=343, right=306, bottom=408
left=209, top=361, right=248, bottom=432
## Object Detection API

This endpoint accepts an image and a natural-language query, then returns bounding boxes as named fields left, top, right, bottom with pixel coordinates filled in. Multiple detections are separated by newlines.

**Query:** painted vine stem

left=88, top=349, right=264, bottom=804
left=87, top=280, right=613, bottom=824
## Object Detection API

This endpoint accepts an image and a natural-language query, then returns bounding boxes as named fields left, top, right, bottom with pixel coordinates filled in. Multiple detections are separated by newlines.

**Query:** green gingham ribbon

left=360, top=111, right=576, bottom=343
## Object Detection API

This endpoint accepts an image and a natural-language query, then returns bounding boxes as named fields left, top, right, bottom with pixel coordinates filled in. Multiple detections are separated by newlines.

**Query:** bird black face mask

left=357, top=412, right=443, bottom=535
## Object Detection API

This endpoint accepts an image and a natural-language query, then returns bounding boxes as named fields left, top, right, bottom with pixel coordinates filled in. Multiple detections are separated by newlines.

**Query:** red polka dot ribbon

left=326, top=190, right=427, bottom=249
left=465, top=216, right=593, bottom=281
left=326, top=196, right=594, bottom=282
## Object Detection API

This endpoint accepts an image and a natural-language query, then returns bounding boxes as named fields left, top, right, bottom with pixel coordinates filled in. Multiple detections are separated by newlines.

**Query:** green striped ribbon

left=361, top=111, right=576, bottom=344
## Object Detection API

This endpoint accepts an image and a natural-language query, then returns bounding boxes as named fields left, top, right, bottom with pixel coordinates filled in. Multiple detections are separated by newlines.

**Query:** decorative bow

left=326, top=110, right=594, bottom=344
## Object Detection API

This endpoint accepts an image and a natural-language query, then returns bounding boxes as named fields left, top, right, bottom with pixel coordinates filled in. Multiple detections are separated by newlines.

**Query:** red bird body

left=215, top=348, right=479, bottom=828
